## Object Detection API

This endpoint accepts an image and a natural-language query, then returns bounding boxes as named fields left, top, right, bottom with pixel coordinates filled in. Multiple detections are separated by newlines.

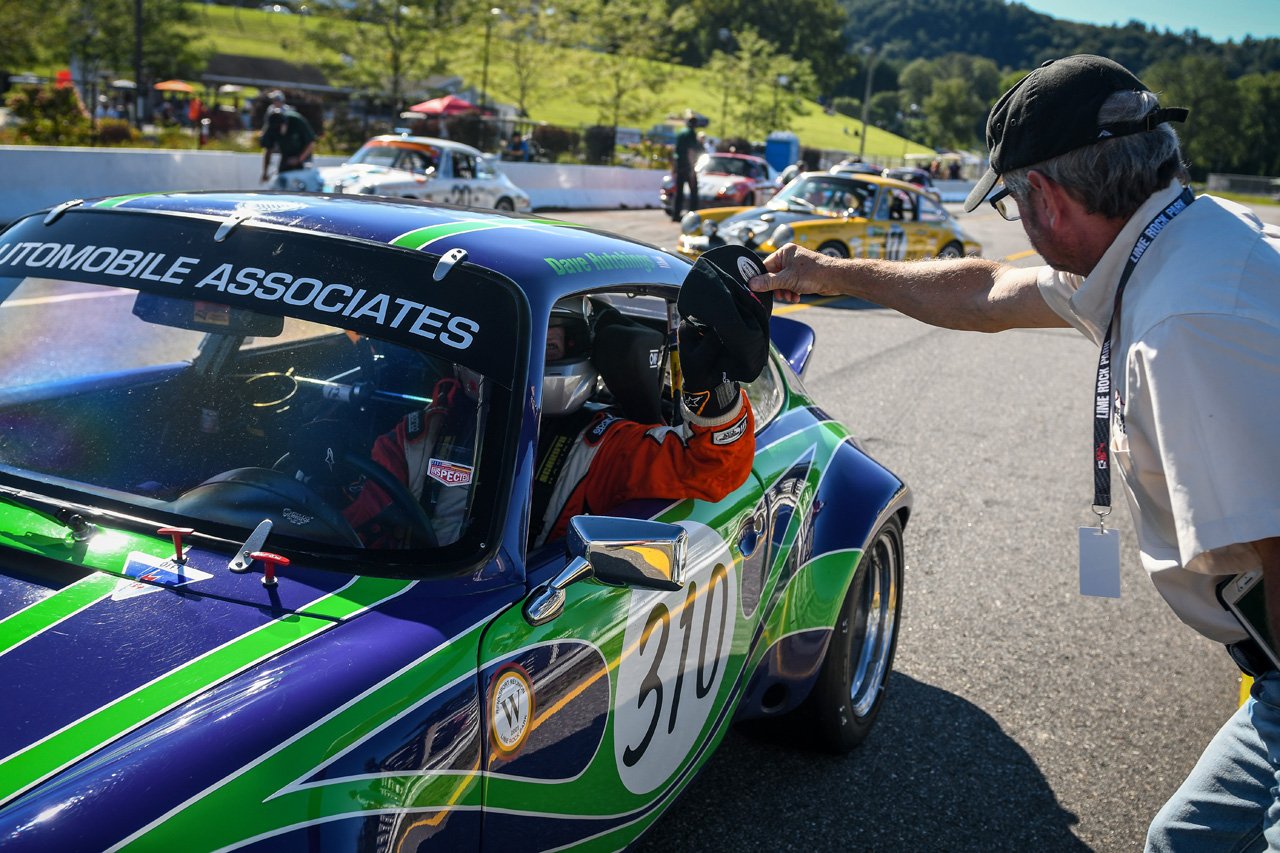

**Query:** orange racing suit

left=530, top=390, right=755, bottom=547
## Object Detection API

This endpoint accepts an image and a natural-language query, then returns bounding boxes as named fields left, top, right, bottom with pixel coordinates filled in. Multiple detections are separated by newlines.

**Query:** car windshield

left=349, top=142, right=438, bottom=172
left=772, top=176, right=873, bottom=215
left=701, top=155, right=755, bottom=177
left=0, top=213, right=523, bottom=567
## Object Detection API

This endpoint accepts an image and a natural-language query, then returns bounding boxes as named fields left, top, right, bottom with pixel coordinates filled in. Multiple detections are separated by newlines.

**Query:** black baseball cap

left=963, top=54, right=1188, bottom=212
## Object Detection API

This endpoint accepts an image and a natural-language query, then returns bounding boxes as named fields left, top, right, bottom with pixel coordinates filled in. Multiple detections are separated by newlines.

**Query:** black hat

left=678, top=245, right=773, bottom=383
left=963, top=55, right=1188, bottom=212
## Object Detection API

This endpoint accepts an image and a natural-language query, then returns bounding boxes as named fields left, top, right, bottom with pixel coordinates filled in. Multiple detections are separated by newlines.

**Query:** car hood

left=719, top=204, right=833, bottom=225
left=0, top=522, right=420, bottom=810
left=698, top=173, right=749, bottom=192
left=317, top=163, right=426, bottom=190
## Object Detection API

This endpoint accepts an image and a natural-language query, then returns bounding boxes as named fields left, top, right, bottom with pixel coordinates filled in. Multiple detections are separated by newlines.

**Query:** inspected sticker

left=112, top=551, right=212, bottom=600
left=428, top=458, right=474, bottom=487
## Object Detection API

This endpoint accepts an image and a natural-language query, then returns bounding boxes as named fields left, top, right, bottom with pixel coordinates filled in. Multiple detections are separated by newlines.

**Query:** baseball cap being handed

left=963, top=54, right=1188, bottom=212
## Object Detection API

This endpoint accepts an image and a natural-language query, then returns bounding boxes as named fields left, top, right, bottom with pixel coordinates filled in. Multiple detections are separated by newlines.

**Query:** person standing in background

left=259, top=90, right=317, bottom=189
left=670, top=111, right=701, bottom=221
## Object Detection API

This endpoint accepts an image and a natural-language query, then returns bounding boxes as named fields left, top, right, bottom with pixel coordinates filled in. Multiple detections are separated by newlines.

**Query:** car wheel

left=805, top=515, right=903, bottom=752
left=817, top=241, right=849, bottom=258
left=495, top=198, right=515, bottom=212
left=938, top=241, right=964, bottom=259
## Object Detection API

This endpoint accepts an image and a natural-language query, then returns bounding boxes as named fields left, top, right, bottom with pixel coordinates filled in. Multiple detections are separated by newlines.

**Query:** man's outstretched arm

left=750, top=243, right=1069, bottom=333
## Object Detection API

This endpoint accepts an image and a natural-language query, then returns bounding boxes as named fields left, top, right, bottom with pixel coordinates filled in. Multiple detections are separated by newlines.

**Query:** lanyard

left=1092, top=186, right=1196, bottom=524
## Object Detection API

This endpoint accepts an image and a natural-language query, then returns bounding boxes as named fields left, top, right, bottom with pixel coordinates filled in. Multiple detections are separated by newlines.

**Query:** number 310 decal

left=612, top=522, right=738, bottom=795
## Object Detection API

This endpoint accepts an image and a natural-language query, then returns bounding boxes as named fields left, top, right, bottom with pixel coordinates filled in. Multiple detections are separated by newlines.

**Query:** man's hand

left=749, top=243, right=846, bottom=304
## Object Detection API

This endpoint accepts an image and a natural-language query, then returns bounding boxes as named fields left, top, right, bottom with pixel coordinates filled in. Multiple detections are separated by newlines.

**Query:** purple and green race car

left=0, top=192, right=910, bottom=851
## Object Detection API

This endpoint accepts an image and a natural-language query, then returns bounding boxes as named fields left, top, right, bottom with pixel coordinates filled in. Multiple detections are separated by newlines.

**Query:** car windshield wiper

left=0, top=486, right=98, bottom=541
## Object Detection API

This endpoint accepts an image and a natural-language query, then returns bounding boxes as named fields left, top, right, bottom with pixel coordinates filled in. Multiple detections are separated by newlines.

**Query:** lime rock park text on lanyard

left=1092, top=186, right=1196, bottom=516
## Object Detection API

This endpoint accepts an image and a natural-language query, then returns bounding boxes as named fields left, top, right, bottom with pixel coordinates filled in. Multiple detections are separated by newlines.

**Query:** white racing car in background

left=317, top=134, right=532, bottom=212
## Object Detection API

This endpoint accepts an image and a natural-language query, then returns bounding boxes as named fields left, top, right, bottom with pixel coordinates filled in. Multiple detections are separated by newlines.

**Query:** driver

left=345, top=245, right=773, bottom=550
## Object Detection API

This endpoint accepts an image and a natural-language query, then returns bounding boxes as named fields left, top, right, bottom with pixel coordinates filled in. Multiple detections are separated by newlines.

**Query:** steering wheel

left=171, top=467, right=364, bottom=548
left=274, top=450, right=439, bottom=549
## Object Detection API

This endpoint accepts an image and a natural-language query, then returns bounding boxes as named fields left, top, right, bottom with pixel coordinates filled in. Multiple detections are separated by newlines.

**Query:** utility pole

left=481, top=7, right=502, bottom=112
left=133, top=0, right=143, bottom=128
left=858, top=45, right=878, bottom=161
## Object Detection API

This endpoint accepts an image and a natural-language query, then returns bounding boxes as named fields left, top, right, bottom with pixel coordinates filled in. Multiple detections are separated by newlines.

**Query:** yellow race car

left=676, top=171, right=982, bottom=261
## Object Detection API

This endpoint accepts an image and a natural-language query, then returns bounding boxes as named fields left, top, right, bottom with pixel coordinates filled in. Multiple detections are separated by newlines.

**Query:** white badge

left=1078, top=527, right=1121, bottom=598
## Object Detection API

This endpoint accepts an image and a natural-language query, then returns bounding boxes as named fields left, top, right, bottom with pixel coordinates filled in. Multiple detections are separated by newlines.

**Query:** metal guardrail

left=1207, top=172, right=1280, bottom=196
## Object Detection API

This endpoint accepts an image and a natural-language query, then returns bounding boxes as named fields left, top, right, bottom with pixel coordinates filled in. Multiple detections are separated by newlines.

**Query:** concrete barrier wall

left=499, top=161, right=664, bottom=210
left=932, top=179, right=973, bottom=204
left=0, top=146, right=666, bottom=224
left=0, top=146, right=975, bottom=223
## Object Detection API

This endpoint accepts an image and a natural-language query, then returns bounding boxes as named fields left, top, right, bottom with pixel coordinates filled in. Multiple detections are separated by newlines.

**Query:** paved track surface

left=558, top=202, right=1280, bottom=852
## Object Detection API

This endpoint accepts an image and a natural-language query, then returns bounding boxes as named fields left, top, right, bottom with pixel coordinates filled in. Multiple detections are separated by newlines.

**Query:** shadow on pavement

left=633, top=673, right=1090, bottom=852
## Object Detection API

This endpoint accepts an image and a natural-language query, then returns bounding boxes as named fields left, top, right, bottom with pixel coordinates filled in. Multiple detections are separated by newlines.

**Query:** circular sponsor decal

left=736, top=255, right=762, bottom=282
left=490, top=667, right=535, bottom=755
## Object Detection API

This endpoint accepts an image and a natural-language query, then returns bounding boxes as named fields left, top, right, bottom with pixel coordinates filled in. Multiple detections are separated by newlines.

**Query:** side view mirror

left=523, top=516, right=687, bottom=626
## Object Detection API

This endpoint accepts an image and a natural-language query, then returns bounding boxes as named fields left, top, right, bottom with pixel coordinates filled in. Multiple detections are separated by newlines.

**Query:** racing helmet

left=541, top=302, right=596, bottom=417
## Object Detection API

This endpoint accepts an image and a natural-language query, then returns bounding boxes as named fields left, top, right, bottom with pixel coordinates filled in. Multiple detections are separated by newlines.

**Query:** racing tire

left=937, top=241, right=964, bottom=259
left=804, top=515, right=903, bottom=753
left=494, top=197, right=515, bottom=212
left=817, top=241, right=849, bottom=258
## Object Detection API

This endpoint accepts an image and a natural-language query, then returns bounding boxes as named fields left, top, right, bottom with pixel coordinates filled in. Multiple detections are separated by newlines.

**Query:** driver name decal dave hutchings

left=0, top=240, right=480, bottom=350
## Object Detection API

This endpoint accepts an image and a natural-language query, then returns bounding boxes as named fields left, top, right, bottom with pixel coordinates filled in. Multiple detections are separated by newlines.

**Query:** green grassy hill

left=190, top=4, right=932, bottom=160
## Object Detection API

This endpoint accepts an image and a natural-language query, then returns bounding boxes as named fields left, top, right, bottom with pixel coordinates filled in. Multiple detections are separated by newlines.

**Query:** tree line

left=3, top=0, right=1277, bottom=176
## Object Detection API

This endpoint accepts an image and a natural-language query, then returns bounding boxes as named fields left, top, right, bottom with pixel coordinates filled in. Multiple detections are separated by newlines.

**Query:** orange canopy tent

left=153, top=79, right=195, bottom=94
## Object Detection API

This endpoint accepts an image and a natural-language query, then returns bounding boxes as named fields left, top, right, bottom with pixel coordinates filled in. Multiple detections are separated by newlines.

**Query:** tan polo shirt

left=1038, top=182, right=1280, bottom=643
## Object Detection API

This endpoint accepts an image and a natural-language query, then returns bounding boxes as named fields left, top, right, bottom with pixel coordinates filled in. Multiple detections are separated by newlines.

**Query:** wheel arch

left=734, top=437, right=910, bottom=721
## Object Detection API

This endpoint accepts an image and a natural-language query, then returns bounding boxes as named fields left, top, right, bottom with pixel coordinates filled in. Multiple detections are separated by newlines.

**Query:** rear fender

left=736, top=436, right=910, bottom=719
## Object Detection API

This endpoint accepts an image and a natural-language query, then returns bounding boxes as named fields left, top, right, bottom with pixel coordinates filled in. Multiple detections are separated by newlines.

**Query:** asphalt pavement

left=560, top=202, right=1280, bottom=852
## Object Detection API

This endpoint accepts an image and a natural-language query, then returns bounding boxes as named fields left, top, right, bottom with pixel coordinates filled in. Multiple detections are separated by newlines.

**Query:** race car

left=659, top=152, right=781, bottom=211
left=677, top=171, right=982, bottom=261
left=319, top=134, right=532, bottom=212
left=0, top=192, right=910, bottom=851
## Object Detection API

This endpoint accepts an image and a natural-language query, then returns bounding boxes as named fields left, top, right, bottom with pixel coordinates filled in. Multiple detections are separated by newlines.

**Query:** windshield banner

left=0, top=212, right=525, bottom=387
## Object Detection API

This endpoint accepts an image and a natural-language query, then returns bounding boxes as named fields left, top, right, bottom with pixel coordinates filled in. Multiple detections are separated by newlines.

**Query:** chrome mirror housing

left=567, top=516, right=686, bottom=591
left=523, top=516, right=687, bottom=626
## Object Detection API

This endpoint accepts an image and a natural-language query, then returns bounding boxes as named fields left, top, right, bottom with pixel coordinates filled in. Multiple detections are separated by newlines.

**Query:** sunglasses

left=988, top=186, right=1021, bottom=221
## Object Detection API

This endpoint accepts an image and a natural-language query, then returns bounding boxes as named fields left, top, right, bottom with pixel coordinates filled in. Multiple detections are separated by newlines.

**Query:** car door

left=898, top=190, right=935, bottom=259
left=476, top=303, right=770, bottom=850
left=424, top=148, right=457, bottom=205
left=476, top=491, right=760, bottom=851
left=448, top=151, right=481, bottom=208
left=864, top=187, right=908, bottom=260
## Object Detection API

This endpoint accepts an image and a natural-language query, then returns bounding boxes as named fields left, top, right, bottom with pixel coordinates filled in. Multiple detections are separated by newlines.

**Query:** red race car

left=661, top=152, right=781, bottom=211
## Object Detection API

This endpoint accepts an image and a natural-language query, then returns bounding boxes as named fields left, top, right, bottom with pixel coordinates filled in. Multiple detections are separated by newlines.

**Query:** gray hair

left=1003, top=90, right=1187, bottom=220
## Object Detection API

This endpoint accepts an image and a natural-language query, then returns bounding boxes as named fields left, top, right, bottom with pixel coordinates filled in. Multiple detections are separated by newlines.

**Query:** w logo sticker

left=489, top=667, right=535, bottom=755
